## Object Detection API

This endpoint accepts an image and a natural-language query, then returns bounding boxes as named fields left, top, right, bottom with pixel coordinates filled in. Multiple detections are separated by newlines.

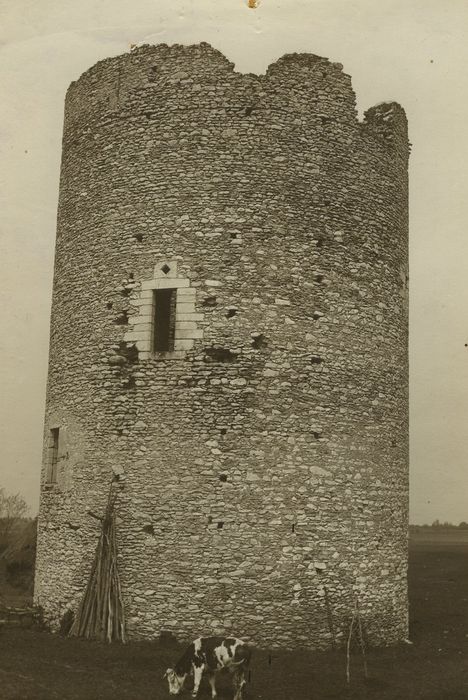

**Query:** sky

left=0, top=0, right=467, bottom=524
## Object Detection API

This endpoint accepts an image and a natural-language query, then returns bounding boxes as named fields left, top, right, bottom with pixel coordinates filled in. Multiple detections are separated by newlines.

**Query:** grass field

left=0, top=534, right=467, bottom=699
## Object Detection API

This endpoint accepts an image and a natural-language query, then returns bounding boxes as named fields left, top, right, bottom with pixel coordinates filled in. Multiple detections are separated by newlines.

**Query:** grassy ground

left=0, top=535, right=467, bottom=699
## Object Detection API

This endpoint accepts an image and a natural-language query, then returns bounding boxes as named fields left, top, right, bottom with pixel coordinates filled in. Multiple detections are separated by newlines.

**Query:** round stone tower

left=35, top=43, right=409, bottom=649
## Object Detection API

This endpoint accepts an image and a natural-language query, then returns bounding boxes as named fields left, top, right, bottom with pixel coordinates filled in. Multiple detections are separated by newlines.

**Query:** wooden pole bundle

left=69, top=484, right=126, bottom=643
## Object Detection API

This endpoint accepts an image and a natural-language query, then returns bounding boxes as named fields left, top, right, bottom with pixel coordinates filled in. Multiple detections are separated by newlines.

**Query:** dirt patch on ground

left=0, top=540, right=467, bottom=699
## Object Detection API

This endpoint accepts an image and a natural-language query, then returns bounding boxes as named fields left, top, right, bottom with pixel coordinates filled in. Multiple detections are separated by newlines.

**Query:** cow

left=164, top=636, right=251, bottom=699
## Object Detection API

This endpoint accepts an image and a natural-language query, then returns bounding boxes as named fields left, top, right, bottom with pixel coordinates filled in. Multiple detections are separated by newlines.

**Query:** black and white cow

left=164, top=636, right=251, bottom=699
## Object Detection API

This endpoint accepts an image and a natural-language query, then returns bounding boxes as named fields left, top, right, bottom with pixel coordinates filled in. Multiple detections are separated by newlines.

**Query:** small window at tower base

left=153, top=289, right=177, bottom=352
left=47, top=427, right=59, bottom=484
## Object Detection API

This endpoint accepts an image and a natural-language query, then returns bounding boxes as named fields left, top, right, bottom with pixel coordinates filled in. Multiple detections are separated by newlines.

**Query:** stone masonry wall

left=35, top=43, right=409, bottom=650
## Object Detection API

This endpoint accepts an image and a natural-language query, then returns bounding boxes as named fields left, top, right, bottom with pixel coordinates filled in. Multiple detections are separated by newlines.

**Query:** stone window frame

left=125, top=261, right=203, bottom=360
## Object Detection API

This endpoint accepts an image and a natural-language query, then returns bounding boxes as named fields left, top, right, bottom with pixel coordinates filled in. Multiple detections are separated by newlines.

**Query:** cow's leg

left=233, top=667, right=247, bottom=700
left=207, top=672, right=217, bottom=698
left=192, top=664, right=205, bottom=698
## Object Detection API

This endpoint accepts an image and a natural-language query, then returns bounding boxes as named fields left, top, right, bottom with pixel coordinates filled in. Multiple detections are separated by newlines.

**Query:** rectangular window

left=152, top=289, right=176, bottom=352
left=47, top=428, right=60, bottom=483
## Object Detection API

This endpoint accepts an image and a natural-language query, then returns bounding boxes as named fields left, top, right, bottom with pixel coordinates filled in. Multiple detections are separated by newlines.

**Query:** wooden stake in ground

left=324, top=586, right=337, bottom=651
left=346, top=596, right=369, bottom=685
left=69, top=483, right=126, bottom=643
left=346, top=605, right=356, bottom=685
left=355, top=597, right=368, bottom=679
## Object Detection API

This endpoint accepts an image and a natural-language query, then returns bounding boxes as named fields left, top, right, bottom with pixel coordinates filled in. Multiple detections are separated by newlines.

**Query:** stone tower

left=35, top=43, right=409, bottom=649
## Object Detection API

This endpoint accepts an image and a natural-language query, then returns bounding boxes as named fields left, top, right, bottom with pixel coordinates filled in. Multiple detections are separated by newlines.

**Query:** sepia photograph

left=0, top=1, right=467, bottom=697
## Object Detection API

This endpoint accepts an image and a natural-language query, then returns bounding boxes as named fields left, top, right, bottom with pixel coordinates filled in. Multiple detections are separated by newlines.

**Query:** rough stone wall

left=35, top=43, right=409, bottom=650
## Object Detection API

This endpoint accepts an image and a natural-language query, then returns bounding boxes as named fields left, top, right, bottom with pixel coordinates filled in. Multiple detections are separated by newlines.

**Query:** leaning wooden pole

left=69, top=482, right=126, bottom=643
left=346, top=605, right=356, bottom=685
left=355, top=597, right=368, bottom=679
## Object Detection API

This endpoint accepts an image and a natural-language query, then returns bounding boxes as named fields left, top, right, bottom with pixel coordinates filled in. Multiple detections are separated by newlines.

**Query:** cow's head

left=164, top=668, right=186, bottom=695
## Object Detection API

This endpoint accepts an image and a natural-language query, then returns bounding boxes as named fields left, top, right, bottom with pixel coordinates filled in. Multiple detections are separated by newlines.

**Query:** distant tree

left=3, top=517, right=37, bottom=593
left=0, top=488, right=29, bottom=539
left=459, top=521, right=468, bottom=529
left=429, top=520, right=458, bottom=529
